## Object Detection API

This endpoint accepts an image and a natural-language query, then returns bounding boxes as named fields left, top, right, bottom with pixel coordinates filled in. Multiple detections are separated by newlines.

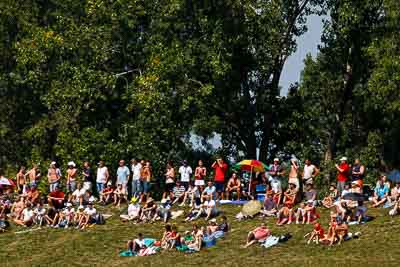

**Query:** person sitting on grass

left=261, top=190, right=277, bottom=217
left=47, top=186, right=65, bottom=210
left=33, top=202, right=46, bottom=227
left=276, top=203, right=294, bottom=225
left=185, top=201, right=202, bottom=222
left=389, top=199, right=400, bottom=216
left=161, top=224, right=173, bottom=249
left=283, top=183, right=297, bottom=206
left=113, top=183, right=127, bottom=208
left=14, top=203, right=34, bottom=227
left=333, top=218, right=349, bottom=245
left=322, top=210, right=338, bottom=245
left=140, top=198, right=157, bottom=222
left=155, top=198, right=172, bottom=223
left=99, top=182, right=114, bottom=205
left=11, top=196, right=25, bottom=220
left=354, top=201, right=368, bottom=224
left=202, top=194, right=218, bottom=221
left=165, top=225, right=182, bottom=250
left=218, top=215, right=229, bottom=233
left=171, top=181, right=186, bottom=206
left=74, top=205, right=85, bottom=226
left=340, top=183, right=351, bottom=198
left=43, top=206, right=58, bottom=226
left=70, top=183, right=86, bottom=206
left=78, top=202, right=97, bottom=229
left=202, top=181, right=216, bottom=201
left=303, top=200, right=320, bottom=224
left=304, top=183, right=317, bottom=206
left=322, top=184, right=338, bottom=208
left=206, top=218, right=219, bottom=235
left=225, top=173, right=241, bottom=201
left=242, top=223, right=271, bottom=248
left=58, top=202, right=75, bottom=228
left=388, top=182, right=400, bottom=206
left=306, top=222, right=324, bottom=245
left=127, top=233, right=146, bottom=254
left=295, top=203, right=306, bottom=224
left=187, top=224, right=204, bottom=251
left=26, top=184, right=41, bottom=205
left=182, top=183, right=200, bottom=207
left=371, top=178, right=389, bottom=207
left=121, top=197, right=142, bottom=222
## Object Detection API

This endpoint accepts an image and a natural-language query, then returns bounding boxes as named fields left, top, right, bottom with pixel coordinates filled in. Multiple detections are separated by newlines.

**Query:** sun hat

left=130, top=197, right=138, bottom=203
left=68, top=161, right=76, bottom=167
left=146, top=197, right=154, bottom=204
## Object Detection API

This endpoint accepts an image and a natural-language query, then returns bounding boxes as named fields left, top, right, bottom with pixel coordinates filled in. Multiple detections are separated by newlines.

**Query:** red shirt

left=213, top=163, right=228, bottom=182
left=337, top=163, right=349, bottom=182
left=49, top=191, right=65, bottom=199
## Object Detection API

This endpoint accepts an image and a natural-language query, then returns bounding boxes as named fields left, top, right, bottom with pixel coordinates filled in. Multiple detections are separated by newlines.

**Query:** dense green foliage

left=0, top=0, right=399, bottom=180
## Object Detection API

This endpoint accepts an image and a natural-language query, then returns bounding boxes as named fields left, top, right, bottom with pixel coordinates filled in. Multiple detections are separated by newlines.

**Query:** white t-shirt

left=128, top=204, right=141, bottom=217
left=22, top=209, right=34, bottom=221
left=131, top=163, right=142, bottom=181
left=134, top=238, right=145, bottom=248
left=303, top=165, right=316, bottom=180
left=204, top=200, right=217, bottom=214
left=34, top=207, right=46, bottom=216
left=179, top=166, right=192, bottom=182
left=268, top=177, right=282, bottom=193
left=72, top=188, right=86, bottom=198
left=96, top=167, right=108, bottom=183
left=63, top=208, right=75, bottom=216
left=84, top=207, right=97, bottom=217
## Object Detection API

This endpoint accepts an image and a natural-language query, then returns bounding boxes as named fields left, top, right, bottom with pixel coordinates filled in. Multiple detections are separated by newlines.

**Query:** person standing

left=268, top=158, right=285, bottom=180
left=163, top=161, right=175, bottom=200
left=47, top=162, right=62, bottom=193
left=211, top=158, right=228, bottom=200
left=288, top=159, right=300, bottom=190
left=82, top=161, right=93, bottom=192
left=96, top=160, right=109, bottom=194
left=335, top=157, right=350, bottom=195
left=302, top=159, right=319, bottom=187
left=179, top=160, right=192, bottom=190
left=351, top=159, right=365, bottom=187
left=26, top=164, right=41, bottom=187
left=66, top=161, right=78, bottom=195
left=141, top=161, right=152, bottom=202
left=130, top=159, right=142, bottom=198
left=194, top=160, right=207, bottom=192
left=16, top=166, right=27, bottom=194
left=116, top=160, right=130, bottom=193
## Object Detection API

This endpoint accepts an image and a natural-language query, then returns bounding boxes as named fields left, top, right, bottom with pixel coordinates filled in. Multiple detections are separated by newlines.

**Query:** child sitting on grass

left=306, top=222, right=324, bottom=244
left=322, top=184, right=338, bottom=208
left=304, top=200, right=320, bottom=224
left=127, top=233, right=146, bottom=254
left=295, top=203, right=306, bottom=224
left=276, top=203, right=294, bottom=225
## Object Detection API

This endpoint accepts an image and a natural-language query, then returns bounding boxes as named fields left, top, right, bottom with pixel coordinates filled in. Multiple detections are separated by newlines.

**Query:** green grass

left=1, top=204, right=400, bottom=267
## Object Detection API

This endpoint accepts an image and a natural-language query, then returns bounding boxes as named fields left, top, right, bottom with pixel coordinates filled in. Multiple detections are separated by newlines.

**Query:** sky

left=191, top=15, right=324, bottom=151
left=279, top=15, right=324, bottom=95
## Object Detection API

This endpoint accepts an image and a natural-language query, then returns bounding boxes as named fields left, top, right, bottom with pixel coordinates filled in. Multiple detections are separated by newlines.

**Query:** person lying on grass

left=276, top=203, right=294, bottom=225
left=242, top=223, right=271, bottom=248
left=185, top=202, right=202, bottom=222
left=127, top=233, right=146, bottom=254
left=322, top=184, right=338, bottom=209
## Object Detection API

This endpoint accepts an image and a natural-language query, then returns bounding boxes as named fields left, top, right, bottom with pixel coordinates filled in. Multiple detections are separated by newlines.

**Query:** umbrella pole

left=248, top=166, right=253, bottom=196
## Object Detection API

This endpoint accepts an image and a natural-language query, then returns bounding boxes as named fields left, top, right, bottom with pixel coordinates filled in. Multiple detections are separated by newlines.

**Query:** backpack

left=95, top=214, right=105, bottom=225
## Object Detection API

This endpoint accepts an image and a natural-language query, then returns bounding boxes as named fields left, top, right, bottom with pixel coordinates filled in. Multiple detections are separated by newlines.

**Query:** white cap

left=68, top=161, right=76, bottom=167
left=66, top=203, right=72, bottom=207
left=51, top=161, right=56, bottom=166
left=274, top=158, right=279, bottom=162
left=161, top=198, right=168, bottom=204
left=78, top=205, right=84, bottom=210
left=340, top=157, right=347, bottom=161
left=210, top=218, right=217, bottom=223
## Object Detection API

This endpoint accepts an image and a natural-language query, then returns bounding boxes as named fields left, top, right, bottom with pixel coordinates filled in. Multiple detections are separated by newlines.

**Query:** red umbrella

left=0, top=177, right=16, bottom=187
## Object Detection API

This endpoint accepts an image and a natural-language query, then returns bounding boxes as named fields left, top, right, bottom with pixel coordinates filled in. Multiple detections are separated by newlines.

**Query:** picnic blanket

left=119, top=238, right=160, bottom=257
left=219, top=200, right=248, bottom=205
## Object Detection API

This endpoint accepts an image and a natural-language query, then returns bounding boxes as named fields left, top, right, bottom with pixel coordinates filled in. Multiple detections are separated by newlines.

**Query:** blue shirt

left=375, top=185, right=389, bottom=198
left=117, top=166, right=130, bottom=183
left=204, top=186, right=216, bottom=199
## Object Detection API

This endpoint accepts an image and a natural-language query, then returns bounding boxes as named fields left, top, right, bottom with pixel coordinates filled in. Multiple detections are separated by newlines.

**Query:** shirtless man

left=48, top=162, right=62, bottom=192
left=16, top=166, right=27, bottom=194
left=288, top=159, right=300, bottom=190
left=26, top=164, right=41, bottom=186
left=66, top=161, right=78, bottom=195
left=225, top=173, right=241, bottom=200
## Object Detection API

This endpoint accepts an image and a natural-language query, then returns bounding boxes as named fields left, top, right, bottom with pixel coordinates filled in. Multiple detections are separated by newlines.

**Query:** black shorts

left=215, top=182, right=224, bottom=193
left=165, top=183, right=175, bottom=193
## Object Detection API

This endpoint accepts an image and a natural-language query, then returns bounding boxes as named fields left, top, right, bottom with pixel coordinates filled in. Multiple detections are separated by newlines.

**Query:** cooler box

left=257, top=193, right=265, bottom=202
left=256, top=184, right=266, bottom=192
